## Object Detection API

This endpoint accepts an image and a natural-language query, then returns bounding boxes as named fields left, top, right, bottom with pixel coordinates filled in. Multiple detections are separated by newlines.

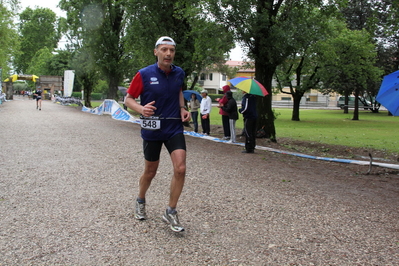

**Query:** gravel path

left=1, top=97, right=398, bottom=265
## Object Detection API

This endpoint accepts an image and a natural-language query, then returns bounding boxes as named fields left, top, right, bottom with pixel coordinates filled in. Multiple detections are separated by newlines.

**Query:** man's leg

left=247, top=118, right=256, bottom=151
left=168, top=149, right=186, bottom=208
left=205, top=117, right=210, bottom=134
left=162, top=148, right=186, bottom=232
left=222, top=115, right=231, bottom=138
left=162, top=133, right=186, bottom=232
left=192, top=111, right=198, bottom=132
left=135, top=139, right=162, bottom=220
left=229, top=119, right=236, bottom=143
left=135, top=159, right=159, bottom=220
left=138, top=159, right=159, bottom=199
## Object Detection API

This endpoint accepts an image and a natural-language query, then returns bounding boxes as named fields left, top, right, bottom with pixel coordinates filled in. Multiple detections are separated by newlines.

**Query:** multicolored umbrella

left=228, top=77, right=268, bottom=97
left=376, top=70, right=399, bottom=116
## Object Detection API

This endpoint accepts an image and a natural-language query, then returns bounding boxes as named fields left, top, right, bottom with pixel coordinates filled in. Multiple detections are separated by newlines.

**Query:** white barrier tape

left=82, top=100, right=399, bottom=170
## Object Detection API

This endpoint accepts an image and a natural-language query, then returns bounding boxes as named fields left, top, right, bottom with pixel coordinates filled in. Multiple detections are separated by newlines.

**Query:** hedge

left=71, top=92, right=104, bottom=100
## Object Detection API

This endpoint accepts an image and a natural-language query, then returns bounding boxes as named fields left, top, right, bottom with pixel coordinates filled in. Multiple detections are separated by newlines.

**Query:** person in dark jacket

left=220, top=91, right=238, bottom=143
left=239, top=92, right=257, bottom=153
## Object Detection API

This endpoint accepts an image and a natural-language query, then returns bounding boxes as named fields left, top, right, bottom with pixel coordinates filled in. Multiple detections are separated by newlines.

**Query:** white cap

left=155, top=36, right=176, bottom=48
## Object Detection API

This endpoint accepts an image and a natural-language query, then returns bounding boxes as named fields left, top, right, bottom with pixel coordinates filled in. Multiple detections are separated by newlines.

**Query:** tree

left=59, top=0, right=130, bottom=100
left=125, top=0, right=234, bottom=89
left=339, top=0, right=399, bottom=113
left=316, top=27, right=382, bottom=120
left=274, top=9, right=334, bottom=121
left=59, top=0, right=234, bottom=101
left=208, top=0, right=337, bottom=141
left=70, top=48, right=99, bottom=108
left=0, top=1, right=19, bottom=80
left=26, top=47, right=53, bottom=76
left=14, top=7, right=60, bottom=74
left=25, top=48, right=72, bottom=78
left=47, top=50, right=73, bottom=76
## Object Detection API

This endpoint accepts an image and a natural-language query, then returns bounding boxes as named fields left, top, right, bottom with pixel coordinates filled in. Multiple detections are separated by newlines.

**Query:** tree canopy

left=0, top=1, right=19, bottom=80
left=14, top=7, right=60, bottom=74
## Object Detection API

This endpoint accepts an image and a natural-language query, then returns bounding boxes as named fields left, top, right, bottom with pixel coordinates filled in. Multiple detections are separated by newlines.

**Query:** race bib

left=140, top=115, right=161, bottom=130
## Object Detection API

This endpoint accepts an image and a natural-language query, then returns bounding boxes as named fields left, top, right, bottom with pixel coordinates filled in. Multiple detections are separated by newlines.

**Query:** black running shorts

left=143, top=133, right=186, bottom=162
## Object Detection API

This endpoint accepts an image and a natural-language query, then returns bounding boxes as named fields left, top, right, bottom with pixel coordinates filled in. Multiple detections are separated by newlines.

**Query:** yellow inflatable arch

left=4, top=74, right=39, bottom=82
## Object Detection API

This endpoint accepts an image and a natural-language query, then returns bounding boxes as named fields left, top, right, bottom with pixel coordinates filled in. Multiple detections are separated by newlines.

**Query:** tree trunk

left=6, top=82, right=13, bottom=100
left=190, top=76, right=199, bottom=90
left=80, top=74, right=95, bottom=108
left=292, top=92, right=304, bottom=121
left=83, top=84, right=92, bottom=108
left=255, top=62, right=276, bottom=142
left=352, top=88, right=359, bottom=120
left=344, top=90, right=350, bottom=114
left=107, top=76, right=119, bottom=100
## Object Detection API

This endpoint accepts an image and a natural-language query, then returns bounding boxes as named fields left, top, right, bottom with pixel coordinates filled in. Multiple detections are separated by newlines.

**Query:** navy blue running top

left=127, top=63, right=186, bottom=141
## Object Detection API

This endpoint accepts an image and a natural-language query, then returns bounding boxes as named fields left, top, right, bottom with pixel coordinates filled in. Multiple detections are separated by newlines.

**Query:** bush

left=209, top=94, right=221, bottom=102
left=208, top=92, right=243, bottom=102
left=71, top=92, right=81, bottom=98
left=91, top=93, right=104, bottom=100
left=71, top=92, right=104, bottom=100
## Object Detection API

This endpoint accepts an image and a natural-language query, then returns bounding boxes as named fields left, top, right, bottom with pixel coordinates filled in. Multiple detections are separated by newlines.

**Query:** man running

left=125, top=36, right=190, bottom=232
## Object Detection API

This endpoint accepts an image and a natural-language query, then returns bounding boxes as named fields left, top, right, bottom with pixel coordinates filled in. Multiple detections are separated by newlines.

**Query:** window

left=222, top=74, right=226, bottom=81
left=200, top=73, right=206, bottom=80
left=209, top=73, right=213, bottom=81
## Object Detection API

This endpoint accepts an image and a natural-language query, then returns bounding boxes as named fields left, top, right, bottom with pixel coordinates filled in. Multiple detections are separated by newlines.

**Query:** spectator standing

left=188, top=93, right=200, bottom=133
left=221, top=91, right=238, bottom=143
left=216, top=85, right=231, bottom=140
left=239, top=91, right=257, bottom=153
left=200, top=90, right=212, bottom=135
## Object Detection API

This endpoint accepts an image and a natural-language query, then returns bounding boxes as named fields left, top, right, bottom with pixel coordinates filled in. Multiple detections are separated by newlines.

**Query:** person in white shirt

left=200, top=90, right=212, bottom=135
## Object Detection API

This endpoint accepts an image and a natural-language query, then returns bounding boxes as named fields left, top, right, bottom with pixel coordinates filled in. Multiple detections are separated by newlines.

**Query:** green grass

left=272, top=109, right=399, bottom=152
left=88, top=101, right=399, bottom=153
left=209, top=108, right=398, bottom=153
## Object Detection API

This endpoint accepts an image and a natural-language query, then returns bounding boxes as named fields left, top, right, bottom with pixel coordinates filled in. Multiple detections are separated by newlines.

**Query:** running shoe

left=162, top=210, right=185, bottom=232
left=134, top=201, right=147, bottom=220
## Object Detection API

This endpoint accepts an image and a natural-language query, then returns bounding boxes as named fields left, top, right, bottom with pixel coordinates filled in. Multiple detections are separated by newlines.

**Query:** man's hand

left=142, top=101, right=156, bottom=117
left=181, top=108, right=191, bottom=122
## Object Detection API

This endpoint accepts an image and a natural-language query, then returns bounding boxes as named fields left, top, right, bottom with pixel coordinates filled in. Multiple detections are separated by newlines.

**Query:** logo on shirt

left=150, top=77, right=159, bottom=85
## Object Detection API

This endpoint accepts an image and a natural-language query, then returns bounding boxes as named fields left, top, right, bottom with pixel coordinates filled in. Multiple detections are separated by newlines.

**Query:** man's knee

left=144, top=160, right=159, bottom=177
left=174, top=163, right=186, bottom=176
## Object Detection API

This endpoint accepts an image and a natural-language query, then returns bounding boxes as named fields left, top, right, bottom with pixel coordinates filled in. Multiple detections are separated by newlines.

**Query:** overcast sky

left=19, top=0, right=66, bottom=17
left=18, top=0, right=244, bottom=60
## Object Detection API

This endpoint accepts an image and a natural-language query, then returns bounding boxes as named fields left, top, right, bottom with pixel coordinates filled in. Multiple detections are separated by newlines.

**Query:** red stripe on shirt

left=127, top=72, right=143, bottom=98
